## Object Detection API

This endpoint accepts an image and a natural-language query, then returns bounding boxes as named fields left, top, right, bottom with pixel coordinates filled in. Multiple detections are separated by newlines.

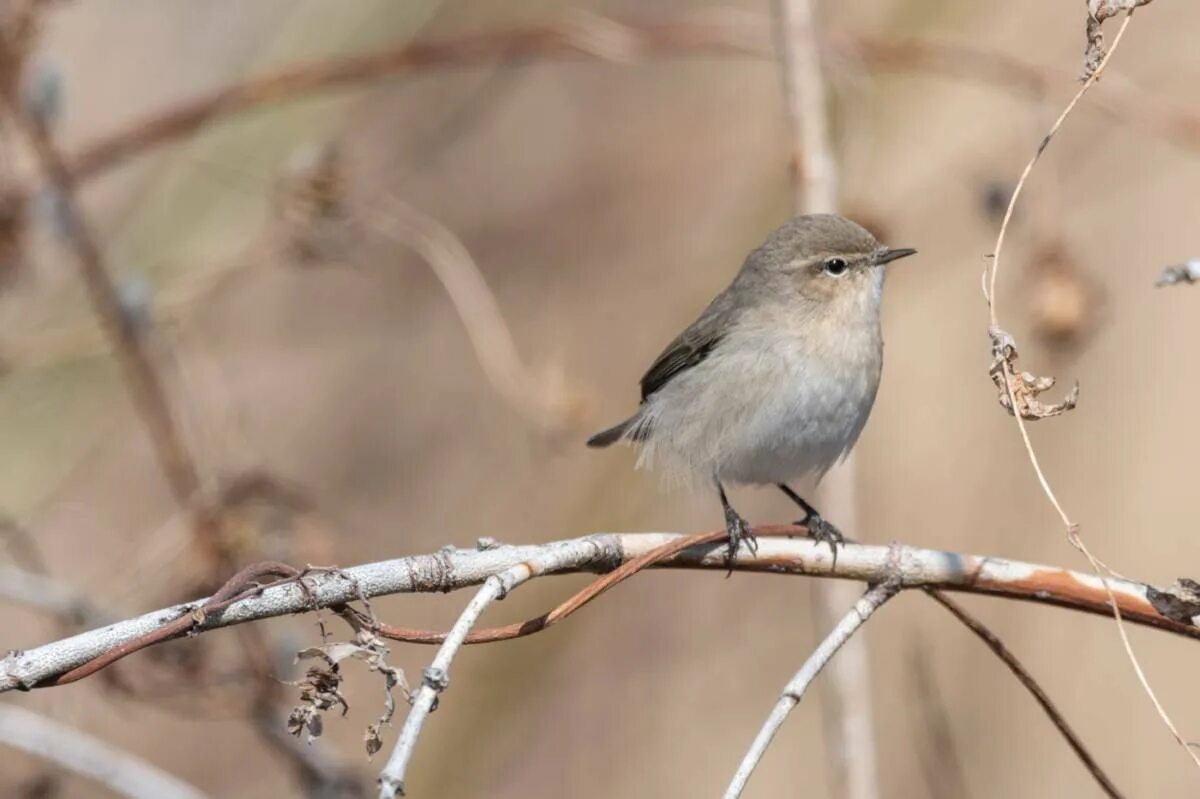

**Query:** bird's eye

left=822, top=257, right=848, bottom=277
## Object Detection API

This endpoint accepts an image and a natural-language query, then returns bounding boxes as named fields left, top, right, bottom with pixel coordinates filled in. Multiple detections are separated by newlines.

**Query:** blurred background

left=2, top=0, right=1199, bottom=796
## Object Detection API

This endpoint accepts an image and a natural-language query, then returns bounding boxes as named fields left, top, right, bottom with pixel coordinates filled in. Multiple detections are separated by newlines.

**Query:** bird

left=587, top=214, right=916, bottom=565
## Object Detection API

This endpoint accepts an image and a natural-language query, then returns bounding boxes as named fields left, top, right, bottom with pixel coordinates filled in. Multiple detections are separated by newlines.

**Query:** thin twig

left=927, top=590, right=1124, bottom=798
left=982, top=15, right=1137, bottom=498
left=724, top=574, right=901, bottom=798
left=0, top=703, right=208, bottom=799
left=5, top=530, right=1197, bottom=694
left=376, top=547, right=561, bottom=797
left=980, top=8, right=1200, bottom=771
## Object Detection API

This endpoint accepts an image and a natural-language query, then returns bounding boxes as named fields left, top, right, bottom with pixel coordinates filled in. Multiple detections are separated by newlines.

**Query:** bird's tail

left=586, top=414, right=646, bottom=448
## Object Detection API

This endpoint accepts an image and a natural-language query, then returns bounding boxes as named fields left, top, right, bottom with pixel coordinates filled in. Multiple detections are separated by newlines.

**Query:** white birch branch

left=0, top=703, right=208, bottom=799
left=375, top=545, right=571, bottom=797
left=724, top=579, right=900, bottom=798
left=1, top=533, right=1194, bottom=695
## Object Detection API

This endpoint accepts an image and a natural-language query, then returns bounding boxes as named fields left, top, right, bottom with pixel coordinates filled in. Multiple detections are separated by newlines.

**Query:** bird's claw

left=723, top=507, right=757, bottom=576
left=797, top=513, right=843, bottom=564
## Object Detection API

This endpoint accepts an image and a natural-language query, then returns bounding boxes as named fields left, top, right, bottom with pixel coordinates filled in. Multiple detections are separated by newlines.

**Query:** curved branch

left=927, top=590, right=1124, bottom=798
left=375, top=544, right=577, bottom=798
left=0, top=704, right=207, bottom=799
left=34, top=14, right=1200, bottom=190
left=1, top=528, right=1195, bottom=695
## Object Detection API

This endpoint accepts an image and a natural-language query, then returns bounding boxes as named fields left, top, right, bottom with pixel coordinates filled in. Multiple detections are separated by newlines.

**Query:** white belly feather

left=636, top=323, right=881, bottom=487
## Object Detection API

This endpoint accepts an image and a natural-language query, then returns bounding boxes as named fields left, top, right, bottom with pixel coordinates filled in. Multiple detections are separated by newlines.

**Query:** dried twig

left=979, top=5, right=1200, bottom=770
left=6, top=530, right=1199, bottom=694
left=0, top=703, right=207, bottom=799
left=927, top=590, right=1124, bottom=798
left=724, top=573, right=901, bottom=798
left=376, top=547, right=567, bottom=797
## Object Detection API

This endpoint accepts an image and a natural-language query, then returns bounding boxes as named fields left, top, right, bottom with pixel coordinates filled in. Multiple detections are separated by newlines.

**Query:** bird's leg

left=777, top=483, right=844, bottom=555
left=716, top=478, right=756, bottom=575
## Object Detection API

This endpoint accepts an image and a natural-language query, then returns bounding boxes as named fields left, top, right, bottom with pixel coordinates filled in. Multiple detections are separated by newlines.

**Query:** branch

left=724, top=575, right=901, bottom=798
left=0, top=704, right=207, bottom=799
left=3, top=530, right=1197, bottom=695
left=19, top=12, right=1196, bottom=194
left=0, top=87, right=227, bottom=569
left=927, top=591, right=1124, bottom=797
left=0, top=564, right=112, bottom=627
left=375, top=544, right=574, bottom=797
left=977, top=3, right=1200, bottom=771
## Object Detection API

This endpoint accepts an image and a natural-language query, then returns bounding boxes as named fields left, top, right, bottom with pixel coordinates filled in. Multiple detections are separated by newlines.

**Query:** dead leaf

left=287, top=662, right=349, bottom=744
left=989, top=328, right=1079, bottom=420
left=289, top=628, right=409, bottom=757
left=1083, top=0, right=1154, bottom=80
left=1146, top=578, right=1200, bottom=626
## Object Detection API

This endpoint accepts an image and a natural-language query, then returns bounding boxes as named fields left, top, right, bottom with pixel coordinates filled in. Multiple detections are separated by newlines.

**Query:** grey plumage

left=588, top=214, right=916, bottom=553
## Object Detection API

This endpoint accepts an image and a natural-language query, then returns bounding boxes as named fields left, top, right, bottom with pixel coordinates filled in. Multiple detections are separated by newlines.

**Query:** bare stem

left=724, top=578, right=900, bottom=798
left=978, top=7, right=1199, bottom=771
left=376, top=540, right=604, bottom=796
left=927, top=590, right=1125, bottom=798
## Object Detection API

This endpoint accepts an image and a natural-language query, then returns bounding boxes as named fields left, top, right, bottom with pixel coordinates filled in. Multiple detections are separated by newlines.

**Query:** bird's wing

left=639, top=292, right=738, bottom=401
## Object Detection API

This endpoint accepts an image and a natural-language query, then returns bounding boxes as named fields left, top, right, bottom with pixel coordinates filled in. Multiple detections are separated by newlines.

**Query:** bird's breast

left=708, top=322, right=882, bottom=484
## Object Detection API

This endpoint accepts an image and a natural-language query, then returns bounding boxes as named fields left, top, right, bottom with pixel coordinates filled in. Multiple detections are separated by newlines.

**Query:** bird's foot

left=797, top=513, right=844, bottom=563
left=723, top=506, right=757, bottom=576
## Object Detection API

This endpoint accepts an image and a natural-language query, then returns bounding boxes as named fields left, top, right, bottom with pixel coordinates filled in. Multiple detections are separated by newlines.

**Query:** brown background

left=2, top=1, right=1199, bottom=796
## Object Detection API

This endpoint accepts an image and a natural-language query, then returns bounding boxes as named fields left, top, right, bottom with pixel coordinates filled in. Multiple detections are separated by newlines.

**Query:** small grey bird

left=588, top=214, right=915, bottom=561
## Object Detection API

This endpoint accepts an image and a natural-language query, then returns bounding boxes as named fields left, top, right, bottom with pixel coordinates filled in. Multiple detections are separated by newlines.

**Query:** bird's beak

left=875, top=247, right=917, bottom=265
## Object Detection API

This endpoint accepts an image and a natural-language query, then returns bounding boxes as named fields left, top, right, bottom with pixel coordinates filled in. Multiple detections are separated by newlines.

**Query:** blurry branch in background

left=0, top=10, right=1186, bottom=199
left=0, top=564, right=112, bottom=628
left=1155, top=258, right=1200, bottom=287
left=0, top=704, right=207, bottom=799
left=978, top=0, right=1200, bottom=772
left=0, top=513, right=47, bottom=575
left=908, top=644, right=971, bottom=799
left=0, top=83, right=227, bottom=570
left=725, top=573, right=901, bottom=799
left=772, top=1, right=879, bottom=797
left=3, top=30, right=355, bottom=794
left=252, top=699, right=363, bottom=799
left=370, top=198, right=590, bottom=436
